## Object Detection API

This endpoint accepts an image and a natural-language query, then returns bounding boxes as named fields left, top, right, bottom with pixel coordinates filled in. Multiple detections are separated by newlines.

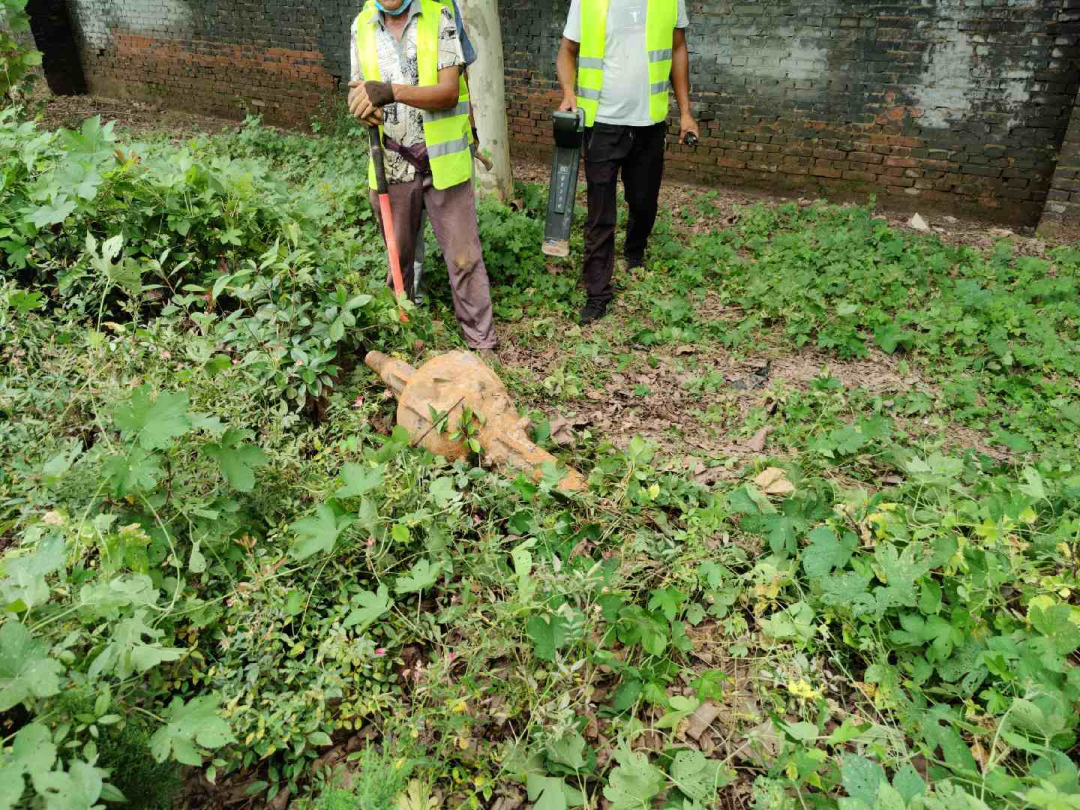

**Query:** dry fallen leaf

left=682, top=701, right=723, bottom=741
left=908, top=213, right=930, bottom=232
left=754, top=467, right=794, bottom=495
left=549, top=417, right=575, bottom=447
left=674, top=344, right=697, bottom=356
left=746, top=425, right=774, bottom=453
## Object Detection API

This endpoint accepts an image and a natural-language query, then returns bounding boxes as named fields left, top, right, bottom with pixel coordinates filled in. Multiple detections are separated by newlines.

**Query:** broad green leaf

left=56, top=161, right=103, bottom=201
left=61, top=116, right=116, bottom=157
left=0, top=621, right=64, bottom=711
left=764, top=514, right=800, bottom=555
left=1019, top=466, right=1046, bottom=500
left=610, top=678, right=642, bottom=713
left=526, top=613, right=569, bottom=662
left=202, top=428, right=268, bottom=492
left=669, top=749, right=734, bottom=803
left=7, top=722, right=57, bottom=796
left=79, top=575, right=158, bottom=619
left=102, top=447, right=162, bottom=497
left=819, top=571, right=874, bottom=614
left=727, top=483, right=776, bottom=515
left=759, top=601, right=816, bottom=644
left=26, top=199, right=76, bottom=228
left=88, top=609, right=182, bottom=680
left=189, top=540, right=207, bottom=575
left=840, top=753, right=885, bottom=805
left=1029, top=600, right=1080, bottom=655
left=527, top=774, right=583, bottom=810
left=603, top=746, right=664, bottom=810
left=656, top=695, right=699, bottom=730
left=783, top=721, right=819, bottom=743
left=150, top=694, right=234, bottom=766
left=874, top=784, right=907, bottom=810
left=112, top=386, right=192, bottom=450
left=0, top=764, right=23, bottom=810
left=395, top=558, right=440, bottom=594
left=874, top=542, right=932, bottom=609
left=548, top=732, right=587, bottom=770
left=429, top=476, right=457, bottom=508
left=290, top=505, right=354, bottom=560
left=617, top=606, right=668, bottom=656
left=343, top=584, right=391, bottom=631
left=647, top=587, right=686, bottom=622
left=824, top=717, right=868, bottom=745
left=0, top=533, right=65, bottom=611
left=891, top=764, right=926, bottom=803
left=336, top=463, right=385, bottom=499
left=511, top=539, right=535, bottom=603
left=35, top=759, right=105, bottom=810
left=802, top=526, right=855, bottom=580
left=874, top=322, right=914, bottom=354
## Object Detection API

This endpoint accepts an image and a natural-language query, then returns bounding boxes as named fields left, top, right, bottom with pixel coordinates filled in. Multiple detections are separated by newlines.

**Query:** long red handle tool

left=368, top=125, right=408, bottom=323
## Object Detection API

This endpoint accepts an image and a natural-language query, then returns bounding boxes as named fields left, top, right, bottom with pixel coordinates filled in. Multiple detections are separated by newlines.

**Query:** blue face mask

left=375, top=0, right=412, bottom=15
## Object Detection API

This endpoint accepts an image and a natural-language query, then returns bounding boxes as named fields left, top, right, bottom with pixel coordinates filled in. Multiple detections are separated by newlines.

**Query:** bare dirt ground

left=36, top=89, right=238, bottom=139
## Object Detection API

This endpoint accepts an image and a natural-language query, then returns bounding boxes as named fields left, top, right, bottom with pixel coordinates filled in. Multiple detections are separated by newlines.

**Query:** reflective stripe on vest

left=576, top=0, right=677, bottom=127
left=355, top=0, right=472, bottom=190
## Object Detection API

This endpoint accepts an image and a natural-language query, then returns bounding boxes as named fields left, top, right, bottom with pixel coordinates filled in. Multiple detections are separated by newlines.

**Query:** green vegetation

left=2, top=99, right=1079, bottom=810
left=0, top=0, right=41, bottom=103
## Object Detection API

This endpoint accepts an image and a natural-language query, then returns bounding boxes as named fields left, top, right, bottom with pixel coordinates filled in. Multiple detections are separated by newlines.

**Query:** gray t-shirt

left=563, top=0, right=689, bottom=127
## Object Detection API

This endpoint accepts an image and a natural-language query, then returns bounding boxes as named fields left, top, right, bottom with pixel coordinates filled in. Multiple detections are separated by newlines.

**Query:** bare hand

left=679, top=114, right=700, bottom=145
left=558, top=94, right=577, bottom=113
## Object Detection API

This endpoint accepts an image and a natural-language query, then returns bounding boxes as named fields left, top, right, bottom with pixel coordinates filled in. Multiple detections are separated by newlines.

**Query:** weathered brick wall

left=65, top=0, right=354, bottom=123
left=1039, top=87, right=1080, bottom=237
left=506, top=0, right=1080, bottom=224
left=33, top=0, right=1080, bottom=223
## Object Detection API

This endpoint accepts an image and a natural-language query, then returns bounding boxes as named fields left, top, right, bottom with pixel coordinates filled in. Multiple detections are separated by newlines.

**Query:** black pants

left=582, top=121, right=667, bottom=304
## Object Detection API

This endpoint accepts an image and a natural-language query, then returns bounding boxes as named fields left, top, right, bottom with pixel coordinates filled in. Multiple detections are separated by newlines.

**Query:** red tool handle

left=369, top=125, right=408, bottom=323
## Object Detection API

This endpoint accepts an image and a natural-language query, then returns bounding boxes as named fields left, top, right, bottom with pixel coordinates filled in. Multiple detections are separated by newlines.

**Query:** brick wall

left=505, top=0, right=1080, bottom=224
left=30, top=0, right=1080, bottom=224
left=65, top=0, right=354, bottom=124
left=1038, top=86, right=1080, bottom=237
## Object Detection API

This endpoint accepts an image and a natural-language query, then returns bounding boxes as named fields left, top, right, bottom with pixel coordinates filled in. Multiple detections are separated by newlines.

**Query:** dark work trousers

left=582, top=121, right=667, bottom=304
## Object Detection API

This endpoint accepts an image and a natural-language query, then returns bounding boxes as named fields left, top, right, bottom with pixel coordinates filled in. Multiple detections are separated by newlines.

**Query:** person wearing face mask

left=349, top=0, right=497, bottom=359
left=556, top=0, right=699, bottom=326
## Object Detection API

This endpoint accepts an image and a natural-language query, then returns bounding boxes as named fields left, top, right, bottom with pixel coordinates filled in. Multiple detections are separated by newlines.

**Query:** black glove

left=365, top=80, right=395, bottom=107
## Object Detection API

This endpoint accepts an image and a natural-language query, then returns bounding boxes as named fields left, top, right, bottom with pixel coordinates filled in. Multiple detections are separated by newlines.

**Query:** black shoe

left=579, top=299, right=609, bottom=326
left=625, top=255, right=645, bottom=271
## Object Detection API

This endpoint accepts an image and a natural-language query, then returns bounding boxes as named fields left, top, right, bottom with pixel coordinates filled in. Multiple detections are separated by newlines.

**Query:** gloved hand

left=348, top=81, right=393, bottom=125
left=365, top=80, right=395, bottom=107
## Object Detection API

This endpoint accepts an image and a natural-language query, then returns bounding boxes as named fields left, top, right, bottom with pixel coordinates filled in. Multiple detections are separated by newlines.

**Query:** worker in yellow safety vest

left=556, top=0, right=699, bottom=326
left=349, top=0, right=497, bottom=355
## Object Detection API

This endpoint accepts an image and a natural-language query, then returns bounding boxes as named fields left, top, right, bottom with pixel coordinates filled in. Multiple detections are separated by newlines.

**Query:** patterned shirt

left=350, top=4, right=465, bottom=183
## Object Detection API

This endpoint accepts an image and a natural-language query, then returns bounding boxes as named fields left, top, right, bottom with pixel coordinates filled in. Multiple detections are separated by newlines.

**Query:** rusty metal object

left=365, top=350, right=586, bottom=493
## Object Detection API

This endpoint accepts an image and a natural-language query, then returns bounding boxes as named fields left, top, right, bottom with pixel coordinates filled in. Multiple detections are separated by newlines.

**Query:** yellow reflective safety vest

left=355, top=0, right=472, bottom=190
left=576, top=0, right=677, bottom=128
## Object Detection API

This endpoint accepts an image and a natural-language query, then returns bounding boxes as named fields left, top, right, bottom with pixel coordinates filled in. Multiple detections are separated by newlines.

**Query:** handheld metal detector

left=542, top=109, right=585, bottom=258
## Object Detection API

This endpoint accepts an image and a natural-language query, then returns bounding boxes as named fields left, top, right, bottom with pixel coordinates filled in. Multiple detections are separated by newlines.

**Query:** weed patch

left=2, top=104, right=1079, bottom=810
